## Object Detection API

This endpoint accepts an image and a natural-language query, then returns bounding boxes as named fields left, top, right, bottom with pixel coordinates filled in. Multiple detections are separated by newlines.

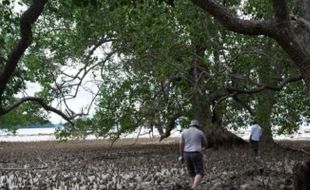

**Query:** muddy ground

left=0, top=138, right=309, bottom=190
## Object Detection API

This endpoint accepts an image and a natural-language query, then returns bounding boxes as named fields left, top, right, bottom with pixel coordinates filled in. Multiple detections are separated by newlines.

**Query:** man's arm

left=201, top=134, right=208, bottom=148
left=179, top=141, right=184, bottom=156
left=178, top=140, right=185, bottom=163
left=249, top=126, right=254, bottom=141
left=179, top=134, right=185, bottom=158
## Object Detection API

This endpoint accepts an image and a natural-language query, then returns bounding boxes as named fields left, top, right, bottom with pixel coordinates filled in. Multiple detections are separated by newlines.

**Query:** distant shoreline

left=0, top=127, right=310, bottom=142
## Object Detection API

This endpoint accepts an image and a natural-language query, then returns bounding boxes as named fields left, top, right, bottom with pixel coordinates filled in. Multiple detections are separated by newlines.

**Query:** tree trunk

left=256, top=39, right=278, bottom=144
left=296, top=0, right=310, bottom=93
left=190, top=95, right=246, bottom=148
left=188, top=43, right=247, bottom=148
left=206, top=124, right=247, bottom=148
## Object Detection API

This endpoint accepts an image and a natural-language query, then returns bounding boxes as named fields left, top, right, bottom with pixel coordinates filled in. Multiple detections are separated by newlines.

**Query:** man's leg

left=184, top=153, right=196, bottom=188
left=253, top=141, right=258, bottom=156
left=251, top=141, right=258, bottom=156
left=191, top=153, right=204, bottom=190
left=192, top=175, right=202, bottom=190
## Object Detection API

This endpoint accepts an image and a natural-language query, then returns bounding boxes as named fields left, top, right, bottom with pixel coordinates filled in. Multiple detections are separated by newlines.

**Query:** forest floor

left=0, top=138, right=309, bottom=190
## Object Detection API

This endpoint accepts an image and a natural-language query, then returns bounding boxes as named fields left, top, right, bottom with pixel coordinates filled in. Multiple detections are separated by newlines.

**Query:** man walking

left=249, top=121, right=262, bottom=157
left=179, top=120, right=207, bottom=190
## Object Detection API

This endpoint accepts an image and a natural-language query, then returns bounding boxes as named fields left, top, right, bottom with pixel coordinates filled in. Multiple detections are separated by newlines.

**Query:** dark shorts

left=250, top=140, right=259, bottom=151
left=184, top=152, right=204, bottom=177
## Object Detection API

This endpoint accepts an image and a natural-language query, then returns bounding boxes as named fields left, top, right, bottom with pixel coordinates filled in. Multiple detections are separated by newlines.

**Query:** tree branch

left=52, top=51, right=115, bottom=118
left=208, top=75, right=302, bottom=102
left=191, top=0, right=275, bottom=36
left=0, top=0, right=48, bottom=99
left=0, top=97, right=73, bottom=125
left=227, top=75, right=303, bottom=94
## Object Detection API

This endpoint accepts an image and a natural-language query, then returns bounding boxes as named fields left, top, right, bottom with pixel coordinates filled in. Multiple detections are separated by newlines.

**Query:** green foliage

left=71, top=0, right=98, bottom=8
left=2, top=0, right=310, bottom=140
left=55, top=118, right=93, bottom=140
left=51, top=0, right=310, bottom=139
left=272, top=81, right=310, bottom=135
left=0, top=102, right=48, bottom=132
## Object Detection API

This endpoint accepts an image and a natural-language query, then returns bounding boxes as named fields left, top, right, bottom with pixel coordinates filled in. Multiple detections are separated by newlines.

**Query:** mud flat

left=0, top=138, right=309, bottom=189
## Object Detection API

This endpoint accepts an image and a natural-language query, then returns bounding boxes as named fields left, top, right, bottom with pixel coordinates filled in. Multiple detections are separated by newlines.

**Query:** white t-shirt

left=250, top=124, right=262, bottom=141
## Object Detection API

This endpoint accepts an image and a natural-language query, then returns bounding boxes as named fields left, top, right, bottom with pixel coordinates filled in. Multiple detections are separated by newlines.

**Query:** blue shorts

left=184, top=152, right=204, bottom=177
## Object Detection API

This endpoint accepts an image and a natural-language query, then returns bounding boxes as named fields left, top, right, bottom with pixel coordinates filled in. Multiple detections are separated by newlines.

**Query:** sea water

left=0, top=128, right=56, bottom=142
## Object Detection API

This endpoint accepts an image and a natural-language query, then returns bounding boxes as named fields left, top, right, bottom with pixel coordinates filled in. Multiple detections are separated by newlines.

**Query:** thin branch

left=109, top=113, right=145, bottom=148
left=131, top=126, right=143, bottom=146
left=88, top=37, right=113, bottom=57
left=57, top=51, right=115, bottom=90
left=51, top=51, right=115, bottom=118
left=0, top=97, right=73, bottom=125
left=227, top=75, right=303, bottom=94
left=208, top=75, right=302, bottom=102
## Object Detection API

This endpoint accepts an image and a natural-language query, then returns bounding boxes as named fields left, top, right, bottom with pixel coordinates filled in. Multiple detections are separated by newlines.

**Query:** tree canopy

left=1, top=0, right=310, bottom=142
